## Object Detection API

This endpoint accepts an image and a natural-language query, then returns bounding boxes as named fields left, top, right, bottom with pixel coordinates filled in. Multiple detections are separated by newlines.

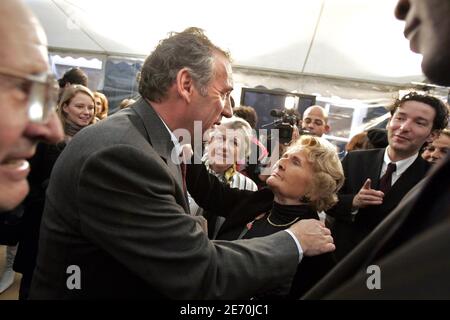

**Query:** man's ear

left=324, top=124, right=331, bottom=133
left=426, top=129, right=439, bottom=143
left=176, top=68, right=194, bottom=104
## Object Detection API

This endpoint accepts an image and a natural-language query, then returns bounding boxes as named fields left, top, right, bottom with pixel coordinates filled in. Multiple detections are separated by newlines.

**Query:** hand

left=289, top=219, right=335, bottom=256
left=352, top=178, right=384, bottom=209
left=291, top=125, right=300, bottom=141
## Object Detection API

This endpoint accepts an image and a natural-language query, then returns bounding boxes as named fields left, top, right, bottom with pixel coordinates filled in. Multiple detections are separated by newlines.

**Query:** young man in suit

left=305, top=0, right=450, bottom=299
left=30, top=28, right=334, bottom=299
left=0, top=0, right=63, bottom=212
left=327, top=92, right=448, bottom=261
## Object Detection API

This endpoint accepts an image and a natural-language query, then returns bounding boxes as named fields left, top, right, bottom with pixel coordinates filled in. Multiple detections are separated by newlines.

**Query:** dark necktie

left=379, top=162, right=396, bottom=193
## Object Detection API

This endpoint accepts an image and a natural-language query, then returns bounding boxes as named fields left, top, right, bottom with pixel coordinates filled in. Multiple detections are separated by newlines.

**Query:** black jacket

left=326, top=148, right=430, bottom=260
left=305, top=154, right=450, bottom=299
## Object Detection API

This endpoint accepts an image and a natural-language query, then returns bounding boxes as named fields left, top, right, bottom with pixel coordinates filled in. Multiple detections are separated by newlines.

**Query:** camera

left=269, top=108, right=301, bottom=144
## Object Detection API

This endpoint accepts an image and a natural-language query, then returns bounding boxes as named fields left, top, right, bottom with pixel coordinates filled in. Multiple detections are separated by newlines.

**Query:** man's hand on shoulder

left=289, top=219, right=335, bottom=256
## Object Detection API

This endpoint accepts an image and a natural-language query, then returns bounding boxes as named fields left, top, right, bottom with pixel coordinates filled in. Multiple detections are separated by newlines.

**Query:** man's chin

left=0, top=180, right=29, bottom=211
left=422, top=55, right=450, bottom=86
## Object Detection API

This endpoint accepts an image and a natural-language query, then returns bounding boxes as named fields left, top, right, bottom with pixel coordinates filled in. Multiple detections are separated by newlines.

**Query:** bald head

left=301, top=105, right=330, bottom=137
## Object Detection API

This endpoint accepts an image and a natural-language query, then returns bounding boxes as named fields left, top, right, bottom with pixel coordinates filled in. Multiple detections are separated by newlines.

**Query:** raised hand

left=352, top=178, right=384, bottom=209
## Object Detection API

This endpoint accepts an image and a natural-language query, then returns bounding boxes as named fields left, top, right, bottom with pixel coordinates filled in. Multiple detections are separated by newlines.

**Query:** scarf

left=65, top=119, right=86, bottom=139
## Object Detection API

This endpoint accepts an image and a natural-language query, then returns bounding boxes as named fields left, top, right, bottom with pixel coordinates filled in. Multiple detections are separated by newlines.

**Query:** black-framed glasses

left=0, top=66, right=59, bottom=123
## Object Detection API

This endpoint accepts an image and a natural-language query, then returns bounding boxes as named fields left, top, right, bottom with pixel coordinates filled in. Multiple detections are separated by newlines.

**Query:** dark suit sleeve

left=325, top=222, right=450, bottom=299
left=186, top=160, right=256, bottom=217
left=326, top=154, right=356, bottom=220
left=77, top=145, right=298, bottom=299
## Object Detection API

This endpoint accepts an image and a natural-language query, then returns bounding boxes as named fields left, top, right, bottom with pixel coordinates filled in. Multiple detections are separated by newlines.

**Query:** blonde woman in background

left=93, top=92, right=109, bottom=121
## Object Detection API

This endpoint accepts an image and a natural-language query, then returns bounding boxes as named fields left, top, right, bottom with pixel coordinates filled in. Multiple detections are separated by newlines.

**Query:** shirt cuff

left=285, top=229, right=303, bottom=263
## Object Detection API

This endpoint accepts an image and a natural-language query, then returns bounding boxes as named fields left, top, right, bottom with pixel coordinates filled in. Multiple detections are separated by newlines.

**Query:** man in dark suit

left=327, top=92, right=448, bottom=260
left=30, top=28, right=334, bottom=299
left=304, top=0, right=450, bottom=299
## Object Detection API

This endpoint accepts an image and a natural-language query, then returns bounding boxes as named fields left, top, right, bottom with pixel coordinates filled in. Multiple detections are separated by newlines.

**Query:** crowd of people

left=0, top=0, right=449, bottom=300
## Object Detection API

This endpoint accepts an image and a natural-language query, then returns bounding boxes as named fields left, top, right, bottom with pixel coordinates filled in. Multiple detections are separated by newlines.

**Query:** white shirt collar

left=159, top=116, right=183, bottom=161
left=382, top=147, right=418, bottom=183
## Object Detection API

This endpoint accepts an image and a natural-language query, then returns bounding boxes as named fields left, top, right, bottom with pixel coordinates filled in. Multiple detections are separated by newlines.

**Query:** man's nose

left=399, top=119, right=412, bottom=132
left=394, top=0, right=410, bottom=20
left=222, top=96, right=233, bottom=119
left=24, top=112, right=64, bottom=144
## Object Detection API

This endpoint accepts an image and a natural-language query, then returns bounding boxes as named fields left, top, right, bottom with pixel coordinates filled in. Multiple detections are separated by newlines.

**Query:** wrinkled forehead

left=285, top=145, right=308, bottom=157
left=213, top=52, right=234, bottom=88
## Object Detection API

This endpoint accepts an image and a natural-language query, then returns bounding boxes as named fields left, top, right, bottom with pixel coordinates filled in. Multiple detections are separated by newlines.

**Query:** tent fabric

left=25, top=0, right=425, bottom=85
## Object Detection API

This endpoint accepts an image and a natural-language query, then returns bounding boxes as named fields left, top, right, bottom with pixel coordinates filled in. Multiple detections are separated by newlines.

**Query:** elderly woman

left=203, top=116, right=257, bottom=190
left=13, top=84, right=95, bottom=299
left=189, top=116, right=257, bottom=238
left=187, top=135, right=344, bottom=298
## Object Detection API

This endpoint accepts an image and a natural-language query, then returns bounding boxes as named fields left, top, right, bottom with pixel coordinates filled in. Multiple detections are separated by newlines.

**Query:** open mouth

left=0, top=158, right=30, bottom=181
left=404, top=16, right=420, bottom=38
left=404, top=18, right=421, bottom=52
left=1, top=158, right=27, bottom=167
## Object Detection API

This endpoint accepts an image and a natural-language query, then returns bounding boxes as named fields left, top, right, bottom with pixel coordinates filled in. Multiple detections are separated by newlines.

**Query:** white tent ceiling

left=25, top=0, right=425, bottom=84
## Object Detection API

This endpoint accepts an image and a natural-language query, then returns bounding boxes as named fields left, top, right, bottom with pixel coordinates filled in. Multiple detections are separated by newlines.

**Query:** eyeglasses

left=0, top=66, right=59, bottom=123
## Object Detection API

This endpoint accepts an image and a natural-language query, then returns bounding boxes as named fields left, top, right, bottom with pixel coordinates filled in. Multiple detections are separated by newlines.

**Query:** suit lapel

left=132, top=98, right=189, bottom=212
left=383, top=156, right=429, bottom=205
left=366, top=149, right=385, bottom=187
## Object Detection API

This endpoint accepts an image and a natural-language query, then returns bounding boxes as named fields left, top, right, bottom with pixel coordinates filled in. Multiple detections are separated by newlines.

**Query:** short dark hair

left=58, top=67, right=88, bottom=88
left=389, top=92, right=449, bottom=131
left=233, top=105, right=258, bottom=129
left=139, top=27, right=230, bottom=102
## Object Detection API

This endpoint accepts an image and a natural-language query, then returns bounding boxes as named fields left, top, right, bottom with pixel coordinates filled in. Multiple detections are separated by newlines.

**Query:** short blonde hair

left=287, top=135, right=344, bottom=211
left=93, top=92, right=109, bottom=119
